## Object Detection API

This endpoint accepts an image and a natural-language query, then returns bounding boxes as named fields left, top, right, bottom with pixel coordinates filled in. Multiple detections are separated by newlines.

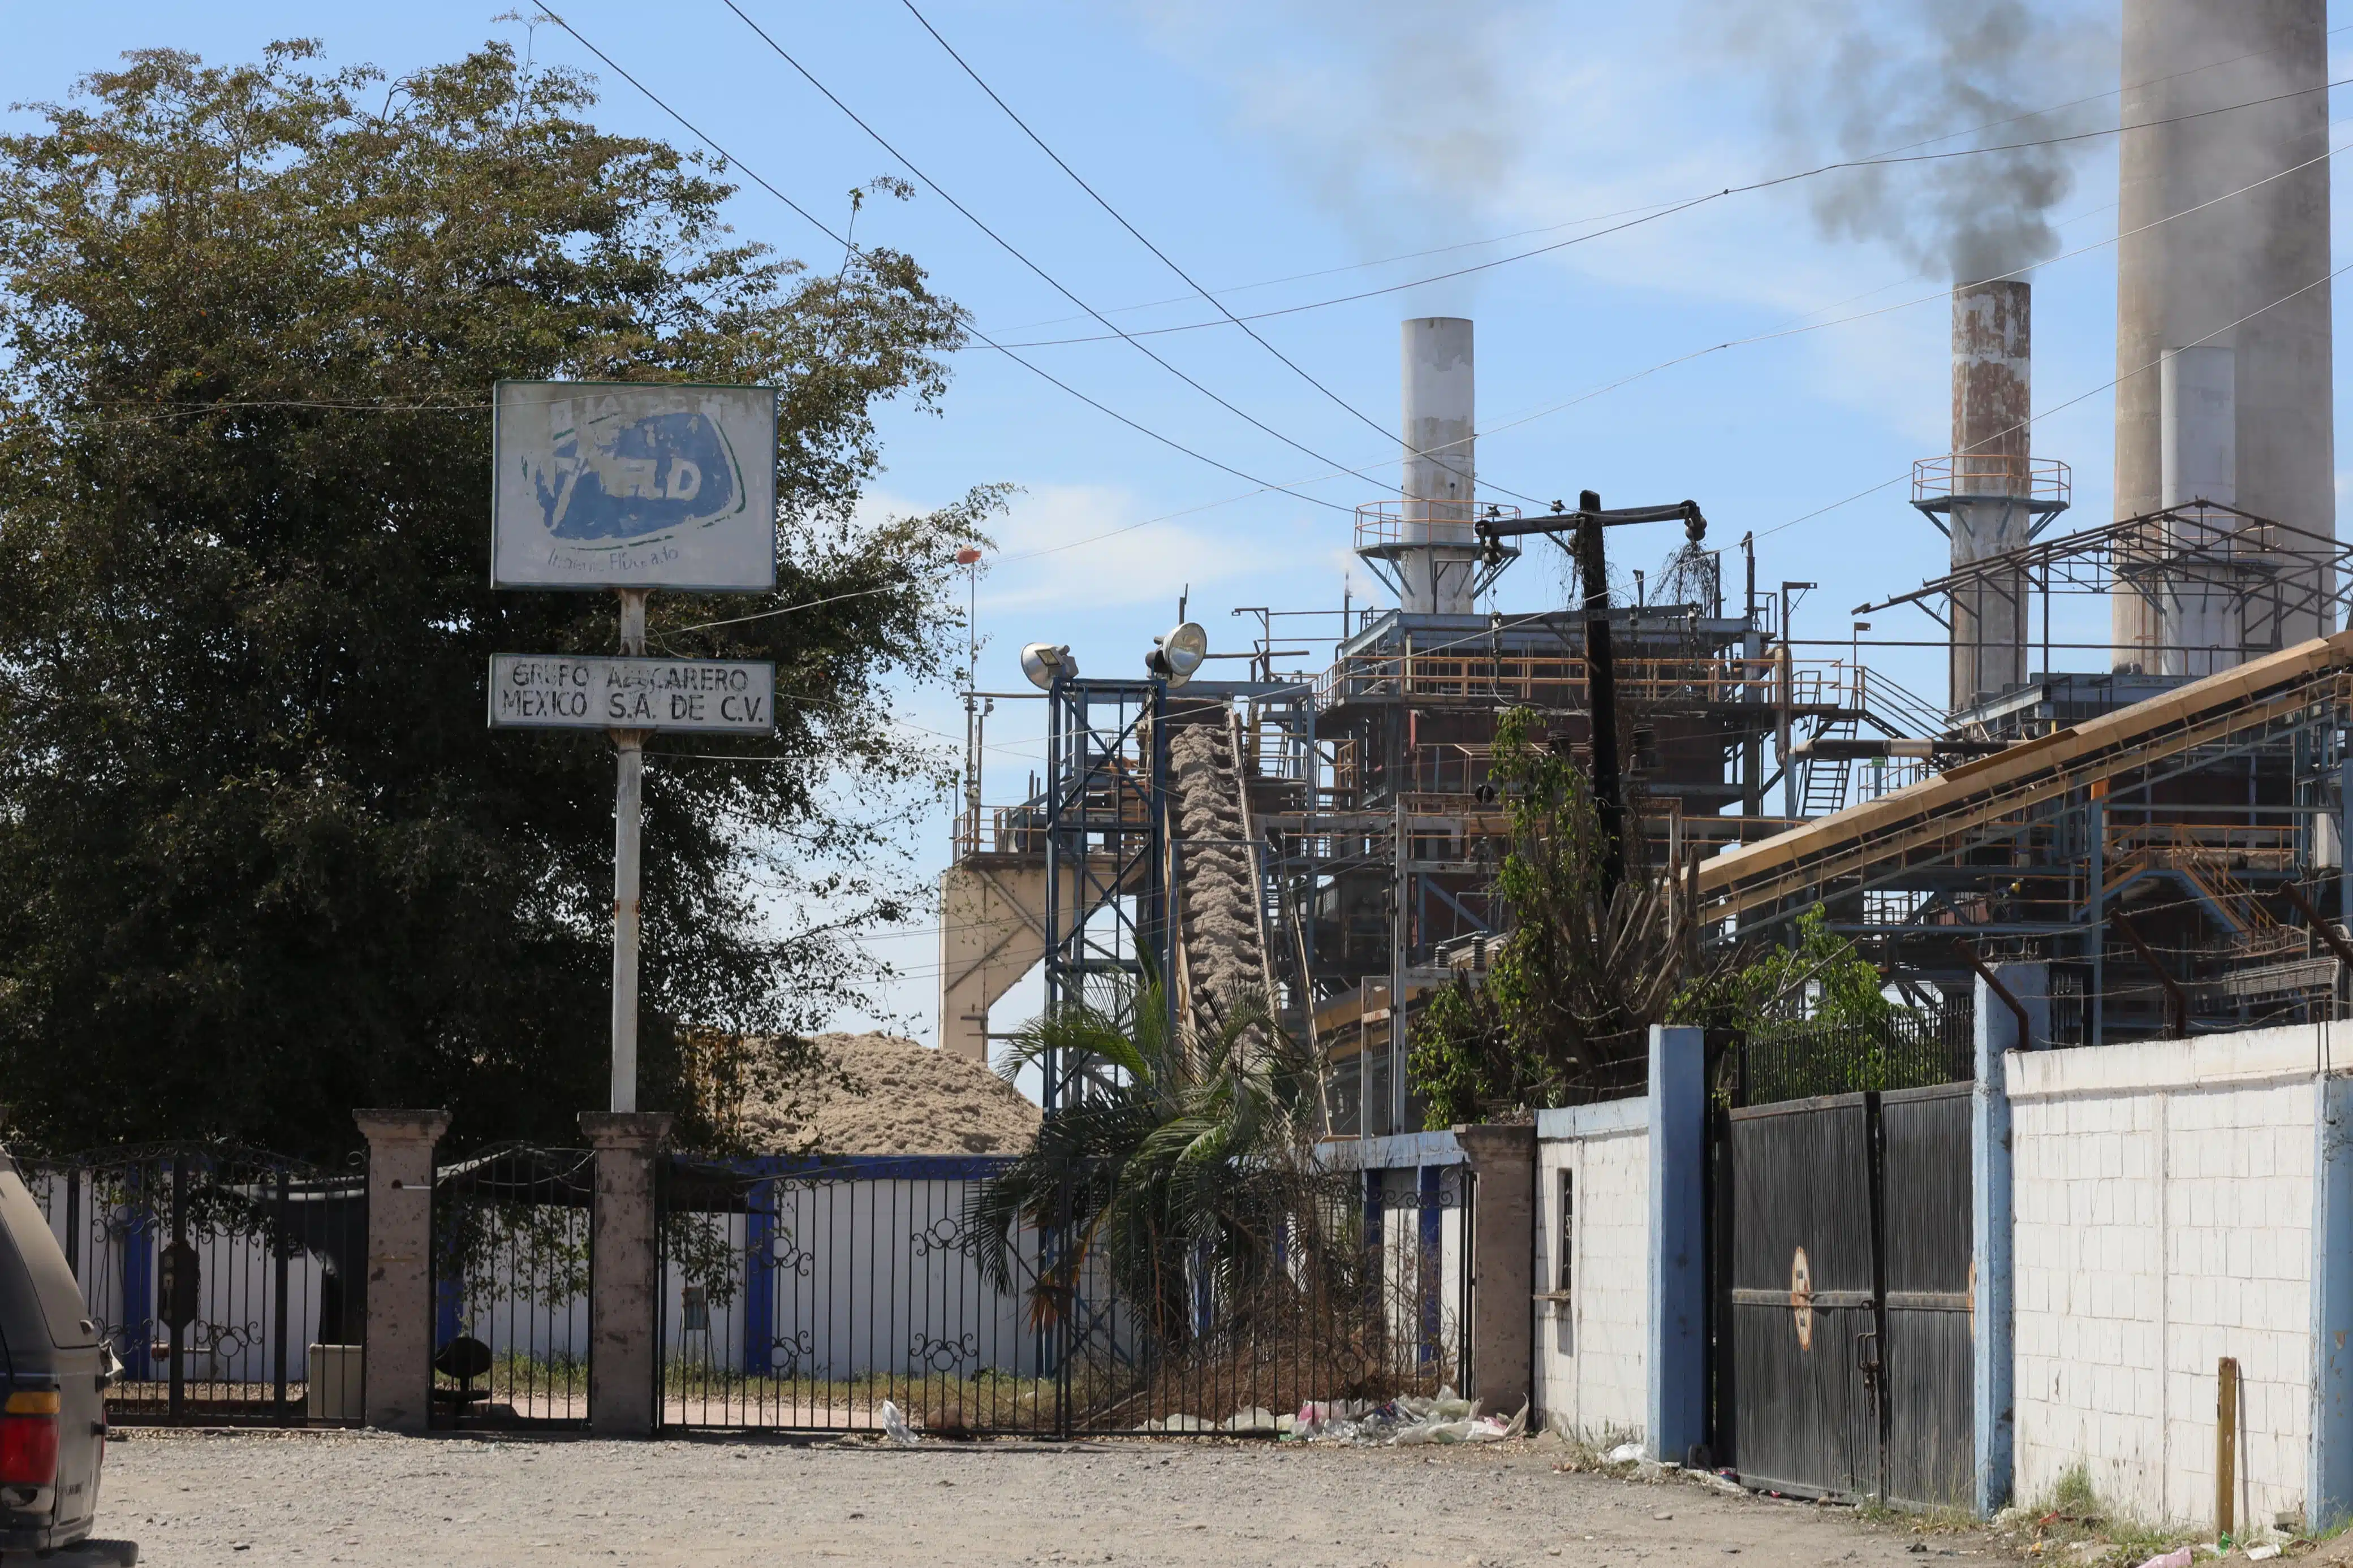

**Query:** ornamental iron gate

left=428, top=1144, right=595, bottom=1429
left=21, top=1146, right=368, bottom=1427
left=1715, top=1083, right=1973, bottom=1508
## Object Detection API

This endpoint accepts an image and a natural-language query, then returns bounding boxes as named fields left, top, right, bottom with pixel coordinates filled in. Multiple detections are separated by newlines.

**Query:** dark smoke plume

left=1713, top=0, right=2113, bottom=283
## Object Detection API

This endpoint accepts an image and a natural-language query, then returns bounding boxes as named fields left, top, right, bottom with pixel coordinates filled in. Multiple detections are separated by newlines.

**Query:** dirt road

left=99, top=1431, right=1999, bottom=1567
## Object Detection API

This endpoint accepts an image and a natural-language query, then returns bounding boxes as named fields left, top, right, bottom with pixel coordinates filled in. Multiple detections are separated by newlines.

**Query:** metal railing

left=1722, top=1009, right=1976, bottom=1107
left=1352, top=500, right=1522, bottom=552
left=1315, top=651, right=1820, bottom=711
left=654, top=1153, right=1468, bottom=1437
left=1911, top=454, right=2072, bottom=508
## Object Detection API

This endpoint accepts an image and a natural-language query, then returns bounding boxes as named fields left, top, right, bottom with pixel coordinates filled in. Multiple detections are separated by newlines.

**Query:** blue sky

left=6, top=1, right=2348, bottom=1049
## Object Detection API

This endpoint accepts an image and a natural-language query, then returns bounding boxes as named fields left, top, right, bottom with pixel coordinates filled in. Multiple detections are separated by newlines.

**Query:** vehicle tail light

left=1, top=1390, right=59, bottom=1488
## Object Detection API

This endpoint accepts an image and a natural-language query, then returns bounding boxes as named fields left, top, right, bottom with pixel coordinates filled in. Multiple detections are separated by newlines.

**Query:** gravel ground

left=94, top=1430, right=2005, bottom=1568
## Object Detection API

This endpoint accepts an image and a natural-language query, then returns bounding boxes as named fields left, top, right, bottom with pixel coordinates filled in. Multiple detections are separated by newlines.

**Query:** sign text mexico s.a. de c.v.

left=488, top=655, right=775, bottom=733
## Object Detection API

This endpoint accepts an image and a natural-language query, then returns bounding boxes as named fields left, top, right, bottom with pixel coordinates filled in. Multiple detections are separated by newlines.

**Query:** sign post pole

left=610, top=589, right=650, bottom=1112
left=489, top=380, right=779, bottom=1120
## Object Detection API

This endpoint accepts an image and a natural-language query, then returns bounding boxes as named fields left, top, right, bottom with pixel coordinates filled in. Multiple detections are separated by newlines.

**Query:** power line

left=716, top=0, right=1413, bottom=505
left=979, top=131, right=2353, bottom=573
left=994, top=197, right=1701, bottom=335
left=528, top=5, right=1359, bottom=516
left=894, top=0, right=1549, bottom=509
left=981, top=70, right=2353, bottom=352
left=1753, top=250, right=2353, bottom=545
left=989, top=24, right=2352, bottom=342
left=1463, top=134, right=2351, bottom=460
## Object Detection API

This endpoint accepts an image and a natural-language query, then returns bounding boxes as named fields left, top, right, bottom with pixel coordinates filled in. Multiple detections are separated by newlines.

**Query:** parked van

left=0, top=1156, right=114, bottom=1554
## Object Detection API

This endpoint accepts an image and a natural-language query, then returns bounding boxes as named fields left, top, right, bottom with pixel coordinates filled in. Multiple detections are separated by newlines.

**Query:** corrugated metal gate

left=1716, top=1083, right=1972, bottom=1507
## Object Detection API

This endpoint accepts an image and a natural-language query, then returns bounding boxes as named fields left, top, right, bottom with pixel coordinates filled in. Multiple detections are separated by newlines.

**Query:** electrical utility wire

left=1750, top=250, right=2353, bottom=547
left=528, top=5, right=1358, bottom=517
left=994, top=21, right=2353, bottom=340
left=1463, top=133, right=2352, bottom=461
left=984, top=69, right=2353, bottom=352
left=716, top=0, right=1427, bottom=506
left=981, top=133, right=2353, bottom=573
left=1292, top=228, right=2346, bottom=675
left=894, top=0, right=1550, bottom=510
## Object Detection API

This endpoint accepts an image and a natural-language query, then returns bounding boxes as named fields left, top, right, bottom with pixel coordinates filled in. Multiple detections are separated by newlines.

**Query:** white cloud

left=971, top=481, right=1338, bottom=614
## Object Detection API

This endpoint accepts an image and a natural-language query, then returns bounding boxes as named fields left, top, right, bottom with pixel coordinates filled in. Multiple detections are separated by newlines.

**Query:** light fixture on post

left=1145, top=622, right=1208, bottom=688
left=1020, top=642, right=1078, bottom=690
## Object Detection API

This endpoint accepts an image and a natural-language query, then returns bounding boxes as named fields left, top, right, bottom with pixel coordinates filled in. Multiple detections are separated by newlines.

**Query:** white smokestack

left=2113, top=0, right=2333, bottom=670
left=1399, top=318, right=1476, bottom=616
left=2160, top=345, right=2235, bottom=510
left=2158, top=344, right=2238, bottom=678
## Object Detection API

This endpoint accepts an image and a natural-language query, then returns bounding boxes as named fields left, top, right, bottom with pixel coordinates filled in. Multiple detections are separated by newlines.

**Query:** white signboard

left=488, top=655, right=777, bottom=733
left=491, top=381, right=778, bottom=591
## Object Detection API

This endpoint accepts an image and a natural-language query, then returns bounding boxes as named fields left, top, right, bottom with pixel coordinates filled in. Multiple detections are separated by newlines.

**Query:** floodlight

left=1144, top=622, right=1209, bottom=688
left=1020, top=642, right=1078, bottom=690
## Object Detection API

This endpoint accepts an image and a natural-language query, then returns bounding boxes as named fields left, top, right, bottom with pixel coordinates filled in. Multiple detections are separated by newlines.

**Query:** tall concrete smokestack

left=2158, top=344, right=2238, bottom=677
left=1948, top=280, right=2034, bottom=709
left=2113, top=0, right=2334, bottom=671
left=1399, top=318, right=1476, bottom=616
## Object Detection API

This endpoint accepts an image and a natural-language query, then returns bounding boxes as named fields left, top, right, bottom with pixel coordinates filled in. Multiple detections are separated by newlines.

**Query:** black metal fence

left=21, top=1145, right=367, bottom=1426
left=1723, top=1007, right=1975, bottom=1107
left=653, top=1154, right=1469, bottom=1437
left=429, top=1144, right=594, bottom=1429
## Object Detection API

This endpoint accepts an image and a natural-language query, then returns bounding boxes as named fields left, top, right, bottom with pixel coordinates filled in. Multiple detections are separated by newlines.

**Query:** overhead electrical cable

left=715, top=0, right=1416, bottom=502
left=982, top=70, right=2353, bottom=352
left=893, top=0, right=1550, bottom=508
left=996, top=197, right=1701, bottom=334
left=994, top=24, right=2350, bottom=342
left=990, top=136, right=2352, bottom=570
left=1464, top=135, right=2351, bottom=453
left=1866, top=21, right=2353, bottom=160
left=527, top=4, right=1358, bottom=515
left=1752, top=253, right=2353, bottom=546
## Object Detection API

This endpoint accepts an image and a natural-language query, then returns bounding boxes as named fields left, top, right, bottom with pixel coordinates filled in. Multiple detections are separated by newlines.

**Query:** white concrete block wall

left=2011, top=1025, right=2338, bottom=1531
left=1533, top=1098, right=1649, bottom=1440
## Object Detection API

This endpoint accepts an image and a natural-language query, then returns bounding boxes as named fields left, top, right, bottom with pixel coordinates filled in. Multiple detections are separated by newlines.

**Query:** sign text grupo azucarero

left=488, top=655, right=776, bottom=733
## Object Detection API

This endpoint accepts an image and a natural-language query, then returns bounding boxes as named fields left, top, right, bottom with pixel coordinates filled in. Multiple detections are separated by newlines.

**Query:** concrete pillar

left=581, top=1111, right=672, bottom=1438
left=1452, top=1124, right=1533, bottom=1418
left=1972, top=964, right=2047, bottom=1515
left=353, top=1108, right=450, bottom=1435
left=1647, top=1025, right=1707, bottom=1462
left=2309, top=1057, right=2353, bottom=1532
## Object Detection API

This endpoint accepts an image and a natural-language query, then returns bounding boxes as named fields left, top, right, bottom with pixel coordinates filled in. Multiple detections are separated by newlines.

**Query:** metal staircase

left=1799, top=716, right=1858, bottom=818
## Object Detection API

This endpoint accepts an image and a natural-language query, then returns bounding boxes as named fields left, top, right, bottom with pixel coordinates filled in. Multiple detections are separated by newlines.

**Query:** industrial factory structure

left=937, top=0, right=2353, bottom=1132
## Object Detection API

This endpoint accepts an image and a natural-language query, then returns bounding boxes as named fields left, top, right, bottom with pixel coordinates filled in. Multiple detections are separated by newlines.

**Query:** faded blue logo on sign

left=531, top=401, right=744, bottom=542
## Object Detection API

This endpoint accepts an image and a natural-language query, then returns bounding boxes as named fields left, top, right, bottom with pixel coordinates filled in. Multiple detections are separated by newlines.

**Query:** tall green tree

left=1408, top=706, right=1689, bottom=1126
left=0, top=42, right=992, bottom=1155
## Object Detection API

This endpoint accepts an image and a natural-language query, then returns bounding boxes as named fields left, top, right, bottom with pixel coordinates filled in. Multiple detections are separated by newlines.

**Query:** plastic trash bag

left=2132, top=1549, right=2192, bottom=1568
left=1605, top=1441, right=1648, bottom=1464
left=879, top=1399, right=919, bottom=1445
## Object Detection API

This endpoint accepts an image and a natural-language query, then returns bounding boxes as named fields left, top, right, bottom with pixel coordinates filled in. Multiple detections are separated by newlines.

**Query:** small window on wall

left=1557, top=1168, right=1575, bottom=1297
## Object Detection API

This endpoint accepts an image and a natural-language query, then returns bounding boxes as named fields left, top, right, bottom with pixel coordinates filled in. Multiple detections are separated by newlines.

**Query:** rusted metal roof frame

left=1855, top=502, right=2353, bottom=624
left=1697, top=630, right=2353, bottom=928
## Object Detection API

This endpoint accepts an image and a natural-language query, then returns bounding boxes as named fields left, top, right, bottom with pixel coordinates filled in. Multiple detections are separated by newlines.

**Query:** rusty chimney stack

left=1945, top=279, right=2035, bottom=709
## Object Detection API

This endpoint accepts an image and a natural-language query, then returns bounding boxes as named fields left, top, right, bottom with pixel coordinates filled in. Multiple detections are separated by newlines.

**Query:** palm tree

left=966, top=977, right=1334, bottom=1345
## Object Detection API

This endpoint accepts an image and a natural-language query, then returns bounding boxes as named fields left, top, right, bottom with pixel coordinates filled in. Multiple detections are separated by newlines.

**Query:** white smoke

left=1126, top=0, right=1547, bottom=269
left=1704, top=0, right=2114, bottom=284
